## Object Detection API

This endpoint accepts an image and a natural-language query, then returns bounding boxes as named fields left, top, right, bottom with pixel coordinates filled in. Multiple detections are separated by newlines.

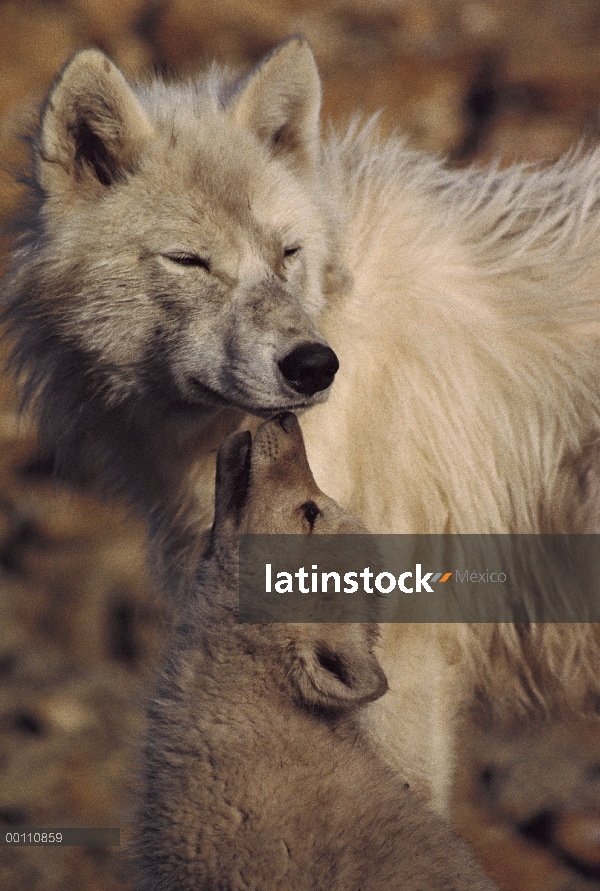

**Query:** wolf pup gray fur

left=133, top=412, right=497, bottom=891
left=3, top=39, right=600, bottom=814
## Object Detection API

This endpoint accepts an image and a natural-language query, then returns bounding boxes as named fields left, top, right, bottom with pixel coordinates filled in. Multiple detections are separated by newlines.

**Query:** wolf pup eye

left=301, top=500, right=321, bottom=530
left=283, top=245, right=301, bottom=261
left=163, top=252, right=211, bottom=272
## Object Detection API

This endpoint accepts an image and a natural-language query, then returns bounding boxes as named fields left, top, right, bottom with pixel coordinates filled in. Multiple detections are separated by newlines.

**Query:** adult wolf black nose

left=278, top=343, right=339, bottom=396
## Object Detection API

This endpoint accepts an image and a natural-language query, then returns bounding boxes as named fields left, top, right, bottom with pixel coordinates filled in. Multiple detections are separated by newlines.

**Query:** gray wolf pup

left=3, top=38, right=600, bottom=818
left=133, top=411, right=497, bottom=891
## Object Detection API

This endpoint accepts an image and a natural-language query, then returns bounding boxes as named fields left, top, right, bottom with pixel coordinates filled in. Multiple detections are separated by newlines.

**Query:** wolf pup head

left=209, top=411, right=387, bottom=711
left=212, top=410, right=368, bottom=539
left=3, top=39, right=344, bottom=426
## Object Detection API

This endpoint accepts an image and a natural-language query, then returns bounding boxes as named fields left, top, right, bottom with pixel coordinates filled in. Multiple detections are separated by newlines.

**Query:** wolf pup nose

left=278, top=342, right=339, bottom=395
left=276, top=410, right=298, bottom=432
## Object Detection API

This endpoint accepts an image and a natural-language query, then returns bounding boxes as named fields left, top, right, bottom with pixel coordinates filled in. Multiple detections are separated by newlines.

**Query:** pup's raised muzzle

left=278, top=342, right=339, bottom=396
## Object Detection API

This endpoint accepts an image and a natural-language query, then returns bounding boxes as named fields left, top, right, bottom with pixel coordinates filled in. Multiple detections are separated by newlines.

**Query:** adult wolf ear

left=37, top=49, right=153, bottom=199
left=231, top=37, right=321, bottom=172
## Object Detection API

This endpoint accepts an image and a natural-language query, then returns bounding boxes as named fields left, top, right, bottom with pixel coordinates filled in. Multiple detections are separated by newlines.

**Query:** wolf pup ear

left=37, top=49, right=152, bottom=199
left=212, top=430, right=253, bottom=538
left=286, top=625, right=388, bottom=711
left=231, top=37, right=321, bottom=172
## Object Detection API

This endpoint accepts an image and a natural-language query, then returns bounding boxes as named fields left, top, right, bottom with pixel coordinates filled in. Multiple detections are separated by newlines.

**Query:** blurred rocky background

left=2, top=2, right=600, bottom=889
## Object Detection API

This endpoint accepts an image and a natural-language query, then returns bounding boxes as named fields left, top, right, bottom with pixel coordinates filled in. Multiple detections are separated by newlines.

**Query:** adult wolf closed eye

left=3, top=36, right=600, bottom=829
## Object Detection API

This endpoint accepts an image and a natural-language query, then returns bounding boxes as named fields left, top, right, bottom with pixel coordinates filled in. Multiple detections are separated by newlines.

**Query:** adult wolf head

left=3, top=39, right=343, bottom=423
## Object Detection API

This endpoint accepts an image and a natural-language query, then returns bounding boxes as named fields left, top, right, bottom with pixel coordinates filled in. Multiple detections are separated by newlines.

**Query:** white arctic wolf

left=3, top=38, right=600, bottom=816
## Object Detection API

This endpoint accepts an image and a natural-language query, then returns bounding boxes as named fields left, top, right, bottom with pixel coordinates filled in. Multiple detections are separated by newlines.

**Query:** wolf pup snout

left=278, top=342, right=339, bottom=395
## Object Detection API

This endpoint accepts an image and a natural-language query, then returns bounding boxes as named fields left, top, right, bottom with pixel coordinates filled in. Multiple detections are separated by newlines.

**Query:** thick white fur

left=307, top=127, right=600, bottom=536
left=303, top=126, right=600, bottom=810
